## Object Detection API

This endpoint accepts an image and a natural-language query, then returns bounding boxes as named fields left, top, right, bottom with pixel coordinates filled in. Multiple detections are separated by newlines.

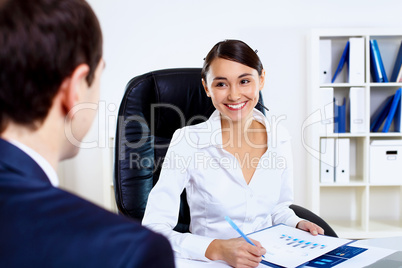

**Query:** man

left=0, top=0, right=175, bottom=267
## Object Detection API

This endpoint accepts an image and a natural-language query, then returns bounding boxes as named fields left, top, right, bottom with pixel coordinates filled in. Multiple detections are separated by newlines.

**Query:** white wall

left=60, top=0, right=402, bottom=209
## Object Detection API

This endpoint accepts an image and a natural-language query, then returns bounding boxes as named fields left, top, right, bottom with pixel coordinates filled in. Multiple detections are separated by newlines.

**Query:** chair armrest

left=290, top=204, right=338, bottom=237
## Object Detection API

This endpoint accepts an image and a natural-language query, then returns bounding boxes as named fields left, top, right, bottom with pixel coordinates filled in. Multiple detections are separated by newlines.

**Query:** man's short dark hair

left=0, top=0, right=103, bottom=132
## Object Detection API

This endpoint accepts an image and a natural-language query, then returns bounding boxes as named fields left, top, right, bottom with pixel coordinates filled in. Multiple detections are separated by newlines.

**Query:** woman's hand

left=205, top=237, right=266, bottom=268
left=296, top=220, right=324, bottom=236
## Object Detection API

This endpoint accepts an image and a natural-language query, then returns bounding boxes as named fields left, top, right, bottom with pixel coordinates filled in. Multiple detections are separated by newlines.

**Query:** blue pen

left=225, top=216, right=265, bottom=258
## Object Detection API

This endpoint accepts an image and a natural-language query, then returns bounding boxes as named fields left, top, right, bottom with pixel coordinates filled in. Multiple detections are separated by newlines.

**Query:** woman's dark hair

left=201, top=40, right=263, bottom=82
left=0, top=0, right=102, bottom=132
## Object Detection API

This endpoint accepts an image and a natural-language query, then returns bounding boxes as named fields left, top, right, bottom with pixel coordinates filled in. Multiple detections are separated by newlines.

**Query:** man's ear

left=202, top=78, right=211, bottom=97
left=60, top=64, right=90, bottom=117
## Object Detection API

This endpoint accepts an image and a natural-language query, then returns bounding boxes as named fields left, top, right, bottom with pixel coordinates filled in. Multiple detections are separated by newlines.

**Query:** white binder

left=320, top=87, right=334, bottom=135
left=320, top=138, right=335, bottom=183
left=349, top=87, right=366, bottom=133
left=335, top=138, right=350, bottom=183
left=349, top=37, right=365, bottom=84
left=320, top=40, right=332, bottom=84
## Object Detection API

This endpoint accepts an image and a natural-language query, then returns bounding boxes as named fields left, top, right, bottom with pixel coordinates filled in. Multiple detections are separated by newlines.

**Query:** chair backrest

left=114, top=68, right=265, bottom=232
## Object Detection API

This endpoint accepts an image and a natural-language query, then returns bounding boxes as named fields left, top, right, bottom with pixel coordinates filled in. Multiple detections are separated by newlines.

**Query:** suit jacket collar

left=0, top=138, right=50, bottom=184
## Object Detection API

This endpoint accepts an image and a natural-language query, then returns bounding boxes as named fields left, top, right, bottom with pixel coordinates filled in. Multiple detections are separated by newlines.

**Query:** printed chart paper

left=247, top=224, right=352, bottom=268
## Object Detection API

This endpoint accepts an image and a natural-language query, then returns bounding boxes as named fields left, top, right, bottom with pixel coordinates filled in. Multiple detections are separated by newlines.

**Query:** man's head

left=0, top=0, right=103, bottom=133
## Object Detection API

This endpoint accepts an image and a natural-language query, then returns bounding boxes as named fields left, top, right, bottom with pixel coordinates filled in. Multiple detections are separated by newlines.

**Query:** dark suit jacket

left=0, top=138, right=175, bottom=268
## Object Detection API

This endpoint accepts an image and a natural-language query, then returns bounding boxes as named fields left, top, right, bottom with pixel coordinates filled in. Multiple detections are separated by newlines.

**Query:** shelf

left=313, top=28, right=402, bottom=38
left=368, top=220, right=402, bottom=233
left=320, top=83, right=367, bottom=87
left=327, top=220, right=366, bottom=239
left=369, top=132, right=402, bottom=137
left=320, top=182, right=366, bottom=187
left=368, top=82, right=402, bottom=87
left=328, top=220, right=402, bottom=239
left=369, top=183, right=402, bottom=187
left=320, top=133, right=402, bottom=138
left=320, top=82, right=402, bottom=87
left=309, top=29, right=402, bottom=239
left=320, top=133, right=367, bottom=138
left=320, top=175, right=366, bottom=186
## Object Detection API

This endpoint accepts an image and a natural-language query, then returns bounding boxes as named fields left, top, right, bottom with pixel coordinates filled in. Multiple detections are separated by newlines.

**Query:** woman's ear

left=259, top=69, right=266, bottom=91
left=60, top=64, right=90, bottom=117
left=202, top=78, right=211, bottom=97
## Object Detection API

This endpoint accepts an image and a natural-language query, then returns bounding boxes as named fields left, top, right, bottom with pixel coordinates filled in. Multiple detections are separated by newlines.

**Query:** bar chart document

left=247, top=224, right=352, bottom=268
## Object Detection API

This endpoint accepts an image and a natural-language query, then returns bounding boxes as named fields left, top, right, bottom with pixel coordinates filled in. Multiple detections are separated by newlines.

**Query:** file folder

left=394, top=92, right=401, bottom=132
left=349, top=87, right=365, bottom=133
left=370, top=40, right=388, bottom=83
left=320, top=138, right=335, bottom=183
left=383, top=88, right=401, bottom=132
left=320, top=88, right=334, bottom=135
left=320, top=40, right=332, bottom=84
left=370, top=95, right=393, bottom=132
left=335, top=138, right=350, bottom=183
left=332, top=41, right=349, bottom=83
left=334, top=97, right=346, bottom=133
left=349, top=37, right=365, bottom=84
left=391, top=41, right=402, bottom=82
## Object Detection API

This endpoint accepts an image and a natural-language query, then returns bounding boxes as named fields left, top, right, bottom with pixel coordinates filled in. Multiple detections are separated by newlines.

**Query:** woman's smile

left=225, top=101, right=248, bottom=111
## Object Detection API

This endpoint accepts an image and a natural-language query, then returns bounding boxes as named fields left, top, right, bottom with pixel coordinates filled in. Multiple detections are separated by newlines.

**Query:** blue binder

left=383, top=88, right=401, bottom=132
left=370, top=40, right=388, bottom=83
left=395, top=94, right=401, bottom=132
left=370, top=95, right=393, bottom=132
left=331, top=41, right=349, bottom=83
left=391, top=41, right=402, bottom=82
left=334, top=97, right=346, bottom=133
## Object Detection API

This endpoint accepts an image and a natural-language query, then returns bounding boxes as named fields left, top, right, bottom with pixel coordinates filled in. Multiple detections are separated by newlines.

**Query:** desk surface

left=175, top=237, right=402, bottom=268
left=353, top=236, right=402, bottom=251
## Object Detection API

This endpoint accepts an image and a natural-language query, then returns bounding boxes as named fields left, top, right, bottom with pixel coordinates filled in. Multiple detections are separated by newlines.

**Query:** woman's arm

left=142, top=129, right=214, bottom=261
left=271, top=133, right=303, bottom=227
left=143, top=128, right=266, bottom=266
left=270, top=130, right=324, bottom=236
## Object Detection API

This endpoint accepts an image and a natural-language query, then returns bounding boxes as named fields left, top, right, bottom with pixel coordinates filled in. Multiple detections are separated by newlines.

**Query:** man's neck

left=1, top=122, right=61, bottom=171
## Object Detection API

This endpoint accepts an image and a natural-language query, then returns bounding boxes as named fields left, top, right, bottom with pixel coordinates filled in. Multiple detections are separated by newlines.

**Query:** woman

left=142, top=40, right=323, bottom=268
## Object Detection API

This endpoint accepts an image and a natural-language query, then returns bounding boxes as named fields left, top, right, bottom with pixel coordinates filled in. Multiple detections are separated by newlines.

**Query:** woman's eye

left=215, top=82, right=226, bottom=87
left=241, top=79, right=250, bottom=84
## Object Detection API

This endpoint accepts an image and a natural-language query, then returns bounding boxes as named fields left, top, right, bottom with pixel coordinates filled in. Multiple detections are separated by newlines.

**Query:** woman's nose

left=228, top=86, right=241, bottom=101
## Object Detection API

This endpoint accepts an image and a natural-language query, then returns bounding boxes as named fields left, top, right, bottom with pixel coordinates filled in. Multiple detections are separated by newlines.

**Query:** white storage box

left=370, top=140, right=402, bottom=184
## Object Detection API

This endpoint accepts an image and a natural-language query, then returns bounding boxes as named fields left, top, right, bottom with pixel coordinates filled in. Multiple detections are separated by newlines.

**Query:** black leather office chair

left=114, top=68, right=337, bottom=237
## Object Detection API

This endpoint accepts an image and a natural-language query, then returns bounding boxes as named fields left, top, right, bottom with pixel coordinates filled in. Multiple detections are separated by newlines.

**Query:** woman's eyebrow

left=238, top=73, right=253, bottom=78
left=213, top=76, right=228, bottom=81
left=213, top=73, right=253, bottom=81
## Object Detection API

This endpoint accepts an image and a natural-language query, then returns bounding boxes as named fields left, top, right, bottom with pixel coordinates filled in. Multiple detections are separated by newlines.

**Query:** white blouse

left=142, top=109, right=301, bottom=261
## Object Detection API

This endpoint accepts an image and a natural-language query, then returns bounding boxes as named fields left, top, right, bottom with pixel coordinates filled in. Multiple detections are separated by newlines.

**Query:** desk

left=175, top=237, right=402, bottom=268
left=353, top=236, right=402, bottom=251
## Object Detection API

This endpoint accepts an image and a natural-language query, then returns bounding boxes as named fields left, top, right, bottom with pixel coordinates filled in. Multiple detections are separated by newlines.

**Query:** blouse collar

left=194, top=108, right=273, bottom=149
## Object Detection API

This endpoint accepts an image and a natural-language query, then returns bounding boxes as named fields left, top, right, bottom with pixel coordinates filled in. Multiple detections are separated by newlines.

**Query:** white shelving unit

left=307, top=28, right=402, bottom=239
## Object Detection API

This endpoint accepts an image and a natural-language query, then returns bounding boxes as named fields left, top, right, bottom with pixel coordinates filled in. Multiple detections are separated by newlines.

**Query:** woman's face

left=203, top=58, right=265, bottom=123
